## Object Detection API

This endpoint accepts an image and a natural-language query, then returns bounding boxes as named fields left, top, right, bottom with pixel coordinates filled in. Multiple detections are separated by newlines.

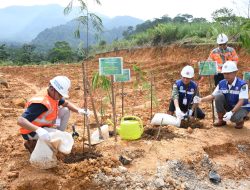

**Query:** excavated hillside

left=0, top=44, right=250, bottom=190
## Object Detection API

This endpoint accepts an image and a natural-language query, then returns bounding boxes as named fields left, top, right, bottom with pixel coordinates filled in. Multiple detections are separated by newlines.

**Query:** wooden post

left=208, top=76, right=215, bottom=123
left=121, top=82, right=124, bottom=117
left=150, top=74, right=153, bottom=119
left=150, top=74, right=155, bottom=119
left=82, top=61, right=91, bottom=150
left=111, top=75, right=117, bottom=141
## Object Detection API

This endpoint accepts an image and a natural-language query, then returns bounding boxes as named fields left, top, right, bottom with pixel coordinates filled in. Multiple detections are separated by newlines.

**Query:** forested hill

left=31, top=16, right=143, bottom=52
left=0, top=4, right=76, bottom=42
left=0, top=4, right=143, bottom=45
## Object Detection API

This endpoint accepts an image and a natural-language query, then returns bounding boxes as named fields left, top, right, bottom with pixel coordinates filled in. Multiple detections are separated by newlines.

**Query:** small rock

left=115, top=176, right=123, bottom=183
left=118, top=166, right=128, bottom=173
left=6, top=171, right=19, bottom=179
left=154, top=178, right=165, bottom=188
left=12, top=98, right=26, bottom=108
left=103, top=166, right=112, bottom=174
left=7, top=163, right=16, bottom=171
left=187, top=127, right=193, bottom=134
left=84, top=176, right=90, bottom=182
left=0, top=78, right=8, bottom=88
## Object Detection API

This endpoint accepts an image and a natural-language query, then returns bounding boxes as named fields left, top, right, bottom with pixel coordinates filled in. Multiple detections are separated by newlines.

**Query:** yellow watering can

left=117, top=116, right=143, bottom=140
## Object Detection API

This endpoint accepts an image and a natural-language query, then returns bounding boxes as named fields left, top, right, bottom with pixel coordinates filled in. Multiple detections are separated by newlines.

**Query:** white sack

left=150, top=113, right=181, bottom=127
left=30, top=128, right=74, bottom=169
left=90, top=125, right=109, bottom=144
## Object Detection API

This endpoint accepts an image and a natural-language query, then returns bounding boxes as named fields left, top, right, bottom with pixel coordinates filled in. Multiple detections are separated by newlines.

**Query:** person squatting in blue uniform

left=194, top=61, right=250, bottom=129
left=168, top=65, right=205, bottom=120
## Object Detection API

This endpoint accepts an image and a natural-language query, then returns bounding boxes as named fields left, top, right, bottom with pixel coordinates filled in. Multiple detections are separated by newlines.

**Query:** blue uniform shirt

left=175, top=79, right=197, bottom=108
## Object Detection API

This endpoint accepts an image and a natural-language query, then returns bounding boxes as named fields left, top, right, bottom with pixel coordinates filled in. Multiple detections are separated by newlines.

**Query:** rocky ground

left=0, top=44, right=250, bottom=189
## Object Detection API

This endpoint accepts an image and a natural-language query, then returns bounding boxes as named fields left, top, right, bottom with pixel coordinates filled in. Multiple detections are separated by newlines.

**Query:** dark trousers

left=215, top=94, right=248, bottom=123
left=168, top=99, right=205, bottom=119
left=214, top=73, right=224, bottom=86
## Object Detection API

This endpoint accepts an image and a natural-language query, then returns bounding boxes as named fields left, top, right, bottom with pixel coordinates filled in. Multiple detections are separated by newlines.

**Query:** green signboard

left=198, top=61, right=217, bottom=76
left=114, top=69, right=131, bottom=82
left=99, top=57, right=123, bottom=76
left=243, top=72, right=250, bottom=80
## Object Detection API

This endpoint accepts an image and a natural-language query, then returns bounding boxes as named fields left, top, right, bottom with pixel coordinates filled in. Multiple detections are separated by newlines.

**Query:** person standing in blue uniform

left=168, top=65, right=205, bottom=120
left=194, top=61, right=250, bottom=129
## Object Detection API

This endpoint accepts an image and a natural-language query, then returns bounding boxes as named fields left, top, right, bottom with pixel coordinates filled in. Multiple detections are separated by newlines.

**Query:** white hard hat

left=217, top=33, right=228, bottom=44
left=221, top=61, right=238, bottom=73
left=50, top=76, right=71, bottom=98
left=181, top=65, right=194, bottom=78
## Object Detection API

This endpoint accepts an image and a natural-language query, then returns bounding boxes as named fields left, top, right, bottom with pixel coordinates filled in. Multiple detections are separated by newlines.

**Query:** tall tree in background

left=48, top=41, right=74, bottom=63
left=64, top=0, right=103, bottom=44
left=64, top=0, right=103, bottom=149
left=17, top=44, right=35, bottom=64
left=0, top=44, right=8, bottom=61
left=212, top=7, right=237, bottom=25
left=172, top=14, right=194, bottom=23
left=122, top=26, right=134, bottom=39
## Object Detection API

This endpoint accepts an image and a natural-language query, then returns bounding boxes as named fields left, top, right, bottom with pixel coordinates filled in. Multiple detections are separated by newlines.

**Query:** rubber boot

left=244, top=116, right=249, bottom=121
left=235, top=121, right=244, bottom=129
left=213, top=113, right=226, bottom=127
left=24, top=140, right=37, bottom=154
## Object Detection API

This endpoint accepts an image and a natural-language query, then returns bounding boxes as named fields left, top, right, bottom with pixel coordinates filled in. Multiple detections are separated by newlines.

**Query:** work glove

left=223, top=111, right=233, bottom=122
left=78, top=108, right=91, bottom=117
left=36, top=128, right=50, bottom=142
left=193, top=96, right=201, bottom=104
left=175, top=107, right=185, bottom=119
left=187, top=109, right=193, bottom=117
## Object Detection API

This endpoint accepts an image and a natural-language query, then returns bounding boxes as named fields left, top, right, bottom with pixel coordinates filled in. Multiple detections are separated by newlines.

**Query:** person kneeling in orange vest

left=17, top=76, right=90, bottom=153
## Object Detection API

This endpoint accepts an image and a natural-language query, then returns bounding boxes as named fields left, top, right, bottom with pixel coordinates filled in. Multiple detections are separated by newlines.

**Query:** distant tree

left=122, top=26, right=134, bottom=39
left=161, top=15, right=172, bottom=23
left=173, top=14, right=189, bottom=23
left=212, top=7, right=237, bottom=25
left=135, top=20, right=153, bottom=33
left=182, top=14, right=194, bottom=22
left=0, top=44, right=8, bottom=61
left=31, top=53, right=46, bottom=63
left=48, top=41, right=74, bottom=63
left=192, top=17, right=207, bottom=23
left=99, top=40, right=107, bottom=47
left=17, top=44, right=36, bottom=64
left=134, top=16, right=172, bottom=35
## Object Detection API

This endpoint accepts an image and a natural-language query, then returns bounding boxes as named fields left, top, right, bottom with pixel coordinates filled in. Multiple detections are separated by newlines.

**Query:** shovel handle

left=72, top=125, right=76, bottom=132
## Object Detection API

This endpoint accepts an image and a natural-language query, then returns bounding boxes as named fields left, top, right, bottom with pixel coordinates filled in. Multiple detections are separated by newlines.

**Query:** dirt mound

left=1, top=44, right=250, bottom=189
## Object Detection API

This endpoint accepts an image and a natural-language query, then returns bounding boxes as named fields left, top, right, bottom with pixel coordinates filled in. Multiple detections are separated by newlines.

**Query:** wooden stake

left=150, top=74, right=154, bottom=119
left=156, top=118, right=163, bottom=140
left=121, top=82, right=124, bottom=117
left=111, top=76, right=117, bottom=141
left=82, top=61, right=91, bottom=151
left=208, top=76, right=215, bottom=123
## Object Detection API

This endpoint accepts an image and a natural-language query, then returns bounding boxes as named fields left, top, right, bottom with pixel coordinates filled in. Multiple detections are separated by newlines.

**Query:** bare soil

left=1, top=44, right=250, bottom=189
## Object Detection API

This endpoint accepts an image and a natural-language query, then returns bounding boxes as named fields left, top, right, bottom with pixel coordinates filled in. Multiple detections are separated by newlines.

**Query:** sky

left=0, top=0, right=248, bottom=21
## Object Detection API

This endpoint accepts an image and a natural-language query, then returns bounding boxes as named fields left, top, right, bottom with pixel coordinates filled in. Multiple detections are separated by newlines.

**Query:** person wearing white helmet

left=206, top=33, right=239, bottom=86
left=194, top=61, right=250, bottom=129
left=168, top=65, right=205, bottom=120
left=17, top=76, right=91, bottom=153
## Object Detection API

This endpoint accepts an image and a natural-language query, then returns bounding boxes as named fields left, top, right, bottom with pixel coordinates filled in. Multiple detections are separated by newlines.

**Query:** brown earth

left=0, top=44, right=250, bottom=189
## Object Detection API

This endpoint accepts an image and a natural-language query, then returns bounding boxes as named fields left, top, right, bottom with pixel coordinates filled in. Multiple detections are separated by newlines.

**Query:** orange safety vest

left=208, top=47, right=238, bottom=72
left=20, top=94, right=59, bottom=134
